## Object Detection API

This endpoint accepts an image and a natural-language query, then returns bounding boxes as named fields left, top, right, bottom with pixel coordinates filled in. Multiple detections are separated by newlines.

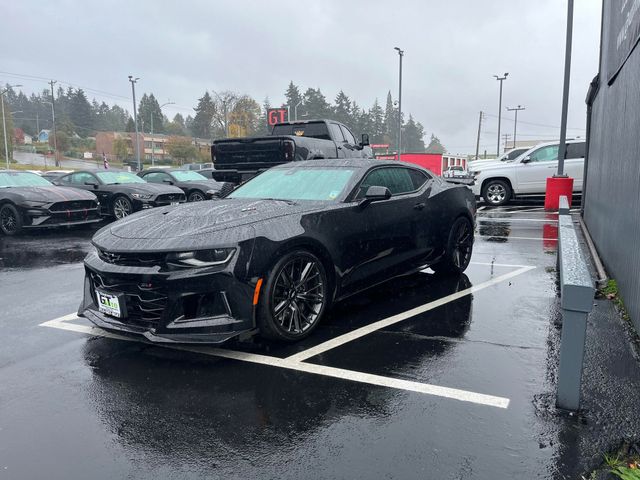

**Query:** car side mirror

left=360, top=185, right=391, bottom=207
left=163, top=179, right=174, bottom=185
left=84, top=181, right=98, bottom=188
left=521, top=156, right=531, bottom=164
left=360, top=133, right=370, bottom=146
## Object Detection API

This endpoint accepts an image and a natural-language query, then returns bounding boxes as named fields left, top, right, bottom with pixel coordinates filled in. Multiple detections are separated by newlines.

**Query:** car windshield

left=0, top=171, right=53, bottom=187
left=171, top=170, right=207, bottom=181
left=228, top=167, right=355, bottom=201
left=95, top=171, right=146, bottom=184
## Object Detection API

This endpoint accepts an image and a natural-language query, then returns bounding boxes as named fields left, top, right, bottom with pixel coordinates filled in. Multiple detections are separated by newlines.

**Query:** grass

left=600, top=279, right=631, bottom=322
left=604, top=452, right=640, bottom=479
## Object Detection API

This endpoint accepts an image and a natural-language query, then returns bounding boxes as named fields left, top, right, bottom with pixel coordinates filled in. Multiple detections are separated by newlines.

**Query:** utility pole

left=128, top=76, right=141, bottom=171
left=506, top=105, right=525, bottom=149
left=49, top=80, right=59, bottom=167
left=36, top=112, right=39, bottom=134
left=557, top=0, right=574, bottom=176
left=394, top=47, right=404, bottom=161
left=502, top=133, right=511, bottom=153
left=475, top=111, right=484, bottom=160
left=493, top=73, right=508, bottom=157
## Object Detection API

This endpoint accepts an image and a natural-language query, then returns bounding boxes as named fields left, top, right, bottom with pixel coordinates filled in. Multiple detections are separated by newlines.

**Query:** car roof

left=271, top=158, right=425, bottom=170
left=141, top=168, right=194, bottom=173
left=0, top=169, right=41, bottom=174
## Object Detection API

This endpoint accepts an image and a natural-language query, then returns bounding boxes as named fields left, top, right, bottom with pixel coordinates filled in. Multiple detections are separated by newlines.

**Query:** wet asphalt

left=1, top=202, right=639, bottom=479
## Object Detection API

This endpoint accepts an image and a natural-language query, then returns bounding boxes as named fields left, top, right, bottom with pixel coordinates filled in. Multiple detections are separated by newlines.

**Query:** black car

left=78, top=159, right=476, bottom=344
left=54, top=169, right=186, bottom=219
left=0, top=170, right=101, bottom=235
left=138, top=168, right=234, bottom=201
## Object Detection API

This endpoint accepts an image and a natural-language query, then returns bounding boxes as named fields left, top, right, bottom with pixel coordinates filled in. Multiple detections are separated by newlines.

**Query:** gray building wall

left=584, top=2, right=640, bottom=331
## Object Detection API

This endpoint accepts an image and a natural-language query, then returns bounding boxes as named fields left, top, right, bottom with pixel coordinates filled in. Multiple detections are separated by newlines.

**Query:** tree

left=166, top=113, right=187, bottom=135
left=138, top=93, right=164, bottom=133
left=284, top=82, right=303, bottom=115
left=0, top=97, right=14, bottom=162
left=165, top=135, right=197, bottom=165
left=425, top=134, right=446, bottom=154
left=112, top=136, right=129, bottom=160
left=191, top=92, right=214, bottom=138
left=403, top=115, right=426, bottom=152
left=125, top=117, right=136, bottom=132
left=369, top=98, right=385, bottom=143
left=68, top=89, right=93, bottom=136
left=301, top=88, right=331, bottom=119
left=210, top=91, right=244, bottom=138
left=50, top=130, right=70, bottom=155
left=228, top=95, right=261, bottom=137
left=333, top=90, right=352, bottom=128
left=383, top=91, right=398, bottom=148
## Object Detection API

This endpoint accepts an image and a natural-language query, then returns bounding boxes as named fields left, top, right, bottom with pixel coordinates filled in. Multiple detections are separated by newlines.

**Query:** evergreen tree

left=191, top=92, right=214, bottom=138
left=383, top=91, right=399, bottom=148
left=262, top=97, right=272, bottom=134
left=185, top=115, right=194, bottom=136
left=125, top=117, right=136, bottom=132
left=425, top=134, right=446, bottom=154
left=69, top=89, right=93, bottom=136
left=369, top=98, right=385, bottom=143
left=284, top=82, right=302, bottom=115
left=333, top=90, right=352, bottom=127
left=138, top=93, right=164, bottom=133
left=403, top=115, right=425, bottom=152
left=302, top=88, right=331, bottom=119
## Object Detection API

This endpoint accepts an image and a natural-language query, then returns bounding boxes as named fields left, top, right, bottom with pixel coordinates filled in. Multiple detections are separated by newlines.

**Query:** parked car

left=78, top=158, right=475, bottom=344
left=41, top=169, right=73, bottom=182
left=210, top=119, right=373, bottom=183
left=468, top=140, right=586, bottom=206
left=0, top=170, right=100, bottom=235
left=138, top=168, right=234, bottom=201
left=442, top=165, right=468, bottom=178
left=467, top=147, right=529, bottom=169
left=53, top=169, right=186, bottom=219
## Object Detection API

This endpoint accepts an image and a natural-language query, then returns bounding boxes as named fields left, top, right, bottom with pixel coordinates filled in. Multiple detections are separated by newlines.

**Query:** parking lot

left=1, top=202, right=637, bottom=479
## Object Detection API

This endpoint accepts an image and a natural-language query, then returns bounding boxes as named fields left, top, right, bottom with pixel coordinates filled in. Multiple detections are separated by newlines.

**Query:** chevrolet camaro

left=78, top=159, right=476, bottom=343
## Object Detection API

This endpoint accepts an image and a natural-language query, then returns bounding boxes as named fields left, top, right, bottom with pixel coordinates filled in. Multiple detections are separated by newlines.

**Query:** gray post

left=49, top=80, right=59, bottom=167
left=395, top=47, right=404, bottom=161
left=475, top=111, right=483, bottom=160
left=128, top=76, right=141, bottom=171
left=556, top=0, right=574, bottom=176
left=556, top=197, right=595, bottom=411
left=494, top=73, right=508, bottom=156
left=1, top=92, right=8, bottom=169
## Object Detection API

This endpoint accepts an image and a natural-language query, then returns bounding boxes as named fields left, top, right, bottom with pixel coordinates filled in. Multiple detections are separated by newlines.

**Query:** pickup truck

left=208, top=119, right=373, bottom=183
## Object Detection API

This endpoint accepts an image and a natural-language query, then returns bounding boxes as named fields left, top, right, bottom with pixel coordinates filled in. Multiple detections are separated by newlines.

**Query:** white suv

left=469, top=140, right=586, bottom=206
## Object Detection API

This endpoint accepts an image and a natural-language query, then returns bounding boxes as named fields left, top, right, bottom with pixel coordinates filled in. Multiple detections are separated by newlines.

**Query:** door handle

left=414, top=202, right=426, bottom=210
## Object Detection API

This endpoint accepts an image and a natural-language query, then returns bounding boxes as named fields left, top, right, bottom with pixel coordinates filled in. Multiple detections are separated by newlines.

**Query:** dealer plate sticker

left=96, top=290, right=122, bottom=318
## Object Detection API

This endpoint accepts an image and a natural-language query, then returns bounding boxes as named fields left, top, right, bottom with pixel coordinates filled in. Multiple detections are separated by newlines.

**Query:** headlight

left=131, top=193, right=153, bottom=199
left=166, top=248, right=235, bottom=267
left=23, top=200, right=49, bottom=207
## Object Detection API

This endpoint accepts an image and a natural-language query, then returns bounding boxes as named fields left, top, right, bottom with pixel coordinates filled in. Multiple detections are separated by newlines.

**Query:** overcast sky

left=2, top=0, right=602, bottom=154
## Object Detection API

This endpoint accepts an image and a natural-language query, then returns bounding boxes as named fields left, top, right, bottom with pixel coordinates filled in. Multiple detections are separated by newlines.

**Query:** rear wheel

left=257, top=250, right=329, bottom=342
left=482, top=179, right=511, bottom=206
left=0, top=204, right=23, bottom=235
left=432, top=217, right=474, bottom=275
left=188, top=190, right=205, bottom=202
left=112, top=196, right=133, bottom=219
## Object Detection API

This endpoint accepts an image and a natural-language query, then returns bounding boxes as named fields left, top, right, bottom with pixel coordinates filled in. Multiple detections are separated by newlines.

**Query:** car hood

left=183, top=180, right=222, bottom=191
left=111, top=183, right=184, bottom=195
left=104, top=198, right=325, bottom=241
left=467, top=160, right=513, bottom=171
left=8, top=186, right=96, bottom=203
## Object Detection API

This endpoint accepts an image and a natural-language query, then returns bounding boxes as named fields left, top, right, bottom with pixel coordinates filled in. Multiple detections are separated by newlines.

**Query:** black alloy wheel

left=432, top=217, right=474, bottom=275
left=112, top=196, right=133, bottom=219
left=188, top=190, right=205, bottom=202
left=0, top=204, right=22, bottom=236
left=258, top=250, right=328, bottom=341
left=482, top=179, right=511, bottom=206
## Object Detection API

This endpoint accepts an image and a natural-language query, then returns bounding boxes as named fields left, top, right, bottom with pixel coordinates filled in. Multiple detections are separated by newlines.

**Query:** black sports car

left=78, top=159, right=476, bottom=344
left=138, top=168, right=234, bottom=201
left=0, top=170, right=101, bottom=235
left=54, top=169, right=186, bottom=219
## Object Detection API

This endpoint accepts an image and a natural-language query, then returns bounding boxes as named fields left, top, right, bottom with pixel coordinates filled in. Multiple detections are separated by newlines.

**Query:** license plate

left=96, top=289, right=123, bottom=318
left=170, top=202, right=179, bottom=206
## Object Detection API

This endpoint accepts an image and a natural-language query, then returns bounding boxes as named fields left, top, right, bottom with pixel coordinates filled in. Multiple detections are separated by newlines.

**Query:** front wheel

left=482, top=179, right=511, bottom=206
left=188, top=190, right=205, bottom=202
left=432, top=217, right=474, bottom=275
left=257, top=250, right=329, bottom=342
left=0, top=204, right=23, bottom=235
left=112, top=196, right=133, bottom=219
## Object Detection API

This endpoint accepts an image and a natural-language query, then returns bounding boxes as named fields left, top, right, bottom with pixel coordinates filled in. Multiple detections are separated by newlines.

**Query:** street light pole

left=128, top=75, right=141, bottom=171
left=557, top=0, right=574, bottom=176
left=1, top=84, right=23, bottom=169
left=294, top=100, right=303, bottom=121
left=394, top=47, right=404, bottom=161
left=506, top=105, right=525, bottom=149
left=493, top=73, right=508, bottom=156
left=48, top=80, right=59, bottom=167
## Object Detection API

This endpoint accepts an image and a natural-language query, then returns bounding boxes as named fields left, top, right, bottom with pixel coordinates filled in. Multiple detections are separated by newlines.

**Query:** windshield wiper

left=261, top=197, right=298, bottom=205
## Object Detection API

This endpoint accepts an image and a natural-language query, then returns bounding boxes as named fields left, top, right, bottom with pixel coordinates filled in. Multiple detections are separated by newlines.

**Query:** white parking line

left=286, top=265, right=535, bottom=362
left=40, top=315, right=510, bottom=409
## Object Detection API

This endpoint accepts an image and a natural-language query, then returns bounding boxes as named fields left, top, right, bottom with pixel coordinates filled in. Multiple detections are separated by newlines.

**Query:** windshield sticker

left=328, top=190, right=340, bottom=200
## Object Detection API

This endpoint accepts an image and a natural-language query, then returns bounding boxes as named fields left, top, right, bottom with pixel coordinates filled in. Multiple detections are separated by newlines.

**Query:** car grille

left=155, top=193, right=185, bottom=204
left=50, top=200, right=97, bottom=212
left=90, top=272, right=167, bottom=328
left=97, top=249, right=166, bottom=268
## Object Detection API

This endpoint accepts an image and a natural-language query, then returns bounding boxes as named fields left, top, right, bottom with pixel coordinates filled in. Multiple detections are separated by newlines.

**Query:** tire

left=482, top=179, right=511, bottom=206
left=112, top=195, right=133, bottom=219
left=188, top=190, right=205, bottom=202
left=257, top=250, right=329, bottom=342
left=0, top=203, right=23, bottom=236
left=431, top=217, right=474, bottom=275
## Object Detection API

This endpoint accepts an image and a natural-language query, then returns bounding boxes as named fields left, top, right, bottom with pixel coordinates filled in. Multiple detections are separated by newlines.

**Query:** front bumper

left=78, top=252, right=257, bottom=344
left=22, top=203, right=102, bottom=227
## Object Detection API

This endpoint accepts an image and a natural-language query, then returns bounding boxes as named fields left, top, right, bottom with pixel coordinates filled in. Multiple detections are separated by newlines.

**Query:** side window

left=143, top=172, right=170, bottom=183
left=59, top=174, right=73, bottom=184
left=340, top=125, right=357, bottom=145
left=407, top=169, right=430, bottom=190
left=356, top=167, right=416, bottom=198
left=328, top=123, right=345, bottom=142
left=70, top=172, right=95, bottom=184
left=565, top=142, right=586, bottom=159
left=528, top=145, right=559, bottom=162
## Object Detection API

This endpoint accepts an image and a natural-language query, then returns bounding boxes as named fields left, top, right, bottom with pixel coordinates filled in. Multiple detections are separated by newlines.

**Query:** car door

left=327, top=123, right=347, bottom=158
left=516, top=144, right=559, bottom=194
left=339, top=125, right=363, bottom=158
left=337, top=166, right=422, bottom=294
left=564, top=142, right=586, bottom=191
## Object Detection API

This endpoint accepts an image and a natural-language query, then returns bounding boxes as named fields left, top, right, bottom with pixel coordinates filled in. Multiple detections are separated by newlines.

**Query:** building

left=375, top=152, right=468, bottom=176
left=95, top=132, right=211, bottom=163
left=37, top=130, right=50, bottom=143
left=582, top=1, right=640, bottom=331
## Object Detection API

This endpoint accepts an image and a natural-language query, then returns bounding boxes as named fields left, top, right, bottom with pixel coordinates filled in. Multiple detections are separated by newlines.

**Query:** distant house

left=38, top=130, right=51, bottom=143
left=24, top=133, right=33, bottom=145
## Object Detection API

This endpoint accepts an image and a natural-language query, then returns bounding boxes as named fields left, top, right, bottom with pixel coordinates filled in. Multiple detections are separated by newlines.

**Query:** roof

left=271, top=158, right=426, bottom=170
